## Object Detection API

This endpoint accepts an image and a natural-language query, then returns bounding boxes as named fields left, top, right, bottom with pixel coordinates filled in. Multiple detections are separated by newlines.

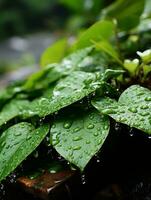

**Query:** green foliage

left=72, top=20, right=115, bottom=50
left=0, top=0, right=151, bottom=182
left=93, top=40, right=122, bottom=65
left=0, top=100, right=30, bottom=127
left=0, top=122, right=49, bottom=181
left=51, top=108, right=109, bottom=170
left=101, top=0, right=145, bottom=30
left=29, top=71, right=102, bottom=117
left=92, top=85, right=151, bottom=134
left=41, top=39, right=68, bottom=67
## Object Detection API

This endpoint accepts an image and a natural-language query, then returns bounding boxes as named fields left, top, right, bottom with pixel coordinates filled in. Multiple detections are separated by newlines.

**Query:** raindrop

left=128, top=107, right=137, bottom=113
left=93, top=132, right=99, bottom=137
left=140, top=112, right=149, bottom=116
left=89, top=114, right=94, bottom=119
left=86, top=140, right=90, bottom=144
left=103, top=108, right=116, bottom=114
left=120, top=117, right=127, bottom=123
left=63, top=122, right=72, bottom=129
left=73, top=136, right=82, bottom=141
left=87, top=124, right=94, bottom=129
left=129, top=128, right=134, bottom=137
left=140, top=105, right=149, bottom=109
left=1, top=141, right=6, bottom=148
left=26, top=135, right=32, bottom=140
left=74, top=127, right=81, bottom=132
left=137, top=92, right=144, bottom=96
left=104, top=125, right=108, bottom=130
left=68, top=151, right=73, bottom=157
left=14, top=132, right=21, bottom=136
left=145, top=96, right=151, bottom=101
left=73, top=146, right=81, bottom=150
left=68, top=146, right=72, bottom=150
left=97, top=139, right=102, bottom=145
left=81, top=174, right=86, bottom=185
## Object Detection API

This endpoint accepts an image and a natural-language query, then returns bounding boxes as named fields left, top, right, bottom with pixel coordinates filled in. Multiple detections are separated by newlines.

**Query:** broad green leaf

left=92, top=85, right=151, bottom=134
left=51, top=108, right=109, bottom=170
left=29, top=71, right=102, bottom=117
left=24, top=47, right=93, bottom=91
left=41, top=38, right=68, bottom=67
left=73, top=20, right=115, bottom=50
left=0, top=100, right=30, bottom=127
left=93, top=40, right=123, bottom=65
left=0, top=122, right=49, bottom=181
left=101, top=0, right=145, bottom=30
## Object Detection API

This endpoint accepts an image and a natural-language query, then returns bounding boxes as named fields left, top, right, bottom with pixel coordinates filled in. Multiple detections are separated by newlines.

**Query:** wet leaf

left=0, top=100, right=30, bottom=127
left=51, top=109, right=109, bottom=170
left=0, top=83, right=23, bottom=107
left=24, top=47, right=93, bottom=91
left=0, top=122, right=49, bottom=181
left=30, top=71, right=102, bottom=117
left=92, top=85, right=151, bottom=134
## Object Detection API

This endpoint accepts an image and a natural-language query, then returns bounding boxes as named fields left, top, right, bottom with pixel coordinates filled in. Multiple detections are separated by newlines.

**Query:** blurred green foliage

left=0, top=0, right=115, bottom=40
left=0, top=0, right=68, bottom=39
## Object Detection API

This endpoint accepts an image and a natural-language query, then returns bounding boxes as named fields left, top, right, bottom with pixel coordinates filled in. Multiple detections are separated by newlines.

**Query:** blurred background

left=0, top=0, right=114, bottom=85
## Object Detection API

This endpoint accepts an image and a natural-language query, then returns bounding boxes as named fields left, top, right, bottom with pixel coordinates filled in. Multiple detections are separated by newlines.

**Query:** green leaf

left=0, top=100, right=30, bottom=127
left=123, top=59, right=139, bottom=76
left=0, top=122, right=49, bottom=181
left=24, top=47, right=93, bottom=91
left=101, top=69, right=125, bottom=82
left=40, top=38, right=68, bottom=67
left=101, top=0, right=145, bottom=30
left=30, top=71, right=102, bottom=118
left=0, top=83, right=23, bottom=107
left=137, top=49, right=151, bottom=64
left=92, top=40, right=123, bottom=65
left=61, top=47, right=93, bottom=72
left=51, top=108, right=109, bottom=170
left=23, top=64, right=62, bottom=91
left=73, top=20, right=115, bottom=50
left=92, top=85, right=151, bottom=134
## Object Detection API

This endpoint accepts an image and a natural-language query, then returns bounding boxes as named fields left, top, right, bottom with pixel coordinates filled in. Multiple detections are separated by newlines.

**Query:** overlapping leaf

left=0, top=122, right=49, bottom=181
left=92, top=85, right=151, bottom=134
left=0, top=100, right=31, bottom=127
left=51, top=108, right=109, bottom=170
left=29, top=71, right=102, bottom=117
